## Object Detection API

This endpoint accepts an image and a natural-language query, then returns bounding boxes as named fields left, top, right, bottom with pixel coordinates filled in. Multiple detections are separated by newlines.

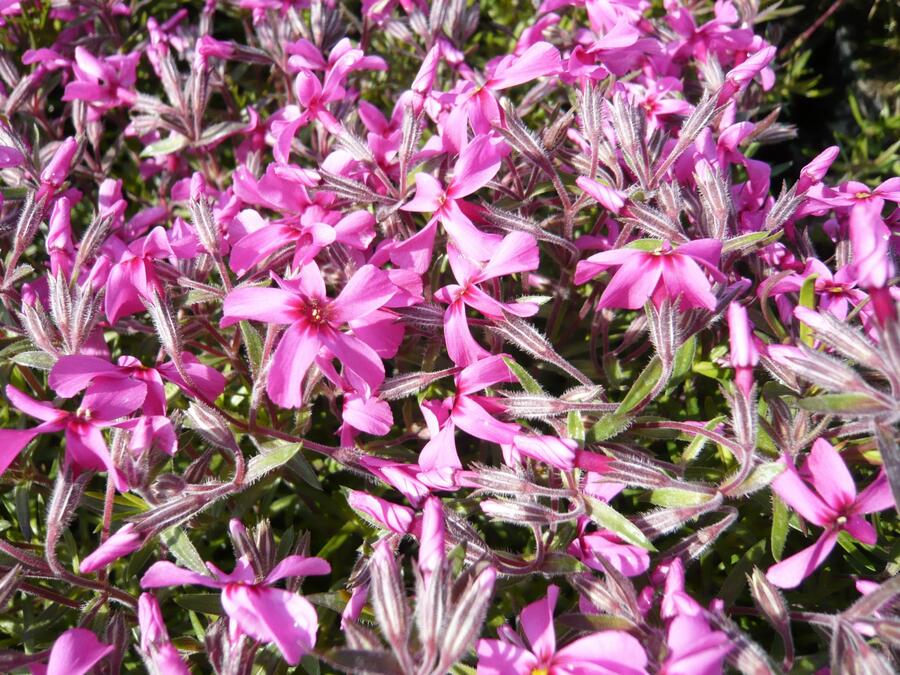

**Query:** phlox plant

left=0, top=0, right=897, bottom=673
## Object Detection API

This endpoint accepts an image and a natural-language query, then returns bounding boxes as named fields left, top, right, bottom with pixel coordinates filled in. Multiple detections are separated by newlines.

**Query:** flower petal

left=765, top=530, right=839, bottom=589
left=46, top=628, right=113, bottom=675
left=267, top=322, right=319, bottom=409
left=221, top=585, right=318, bottom=666
left=221, top=287, right=299, bottom=327
left=806, top=438, right=856, bottom=511
left=141, top=561, right=221, bottom=589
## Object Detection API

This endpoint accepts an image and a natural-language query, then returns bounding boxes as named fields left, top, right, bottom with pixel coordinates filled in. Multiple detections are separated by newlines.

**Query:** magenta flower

left=457, top=41, right=562, bottom=132
left=222, top=262, right=397, bottom=407
left=727, top=302, right=758, bottom=396
left=660, top=614, right=734, bottom=675
left=476, top=585, right=648, bottom=674
left=50, top=352, right=225, bottom=415
left=767, top=438, right=895, bottom=588
left=141, top=549, right=330, bottom=666
left=138, top=593, right=190, bottom=674
left=576, top=239, right=724, bottom=310
left=0, top=380, right=146, bottom=489
left=401, top=134, right=507, bottom=261
left=103, top=227, right=184, bottom=324
left=567, top=518, right=650, bottom=577
left=62, top=47, right=138, bottom=112
left=435, top=231, right=540, bottom=366
left=30, top=628, right=113, bottom=675
left=420, top=355, right=519, bottom=472
left=80, top=523, right=144, bottom=574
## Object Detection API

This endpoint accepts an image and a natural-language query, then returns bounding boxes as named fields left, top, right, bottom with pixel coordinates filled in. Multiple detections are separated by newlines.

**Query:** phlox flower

left=767, top=438, right=894, bottom=588
left=401, top=133, right=507, bottom=261
left=0, top=379, right=146, bottom=490
left=141, top=550, right=330, bottom=666
left=576, top=239, right=724, bottom=310
left=435, top=231, right=540, bottom=366
left=476, top=584, right=648, bottom=674
left=222, top=262, right=397, bottom=407
left=29, top=628, right=113, bottom=675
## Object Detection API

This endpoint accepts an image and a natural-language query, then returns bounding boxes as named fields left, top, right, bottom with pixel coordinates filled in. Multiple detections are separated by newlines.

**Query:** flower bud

left=80, top=524, right=144, bottom=573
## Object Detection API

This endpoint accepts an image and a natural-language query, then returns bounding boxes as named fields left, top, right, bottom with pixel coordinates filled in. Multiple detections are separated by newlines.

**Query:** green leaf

left=616, top=357, right=663, bottom=415
left=722, top=230, right=771, bottom=253
left=771, top=495, right=788, bottom=562
left=567, top=411, right=585, bottom=444
left=286, top=452, right=323, bottom=491
left=239, top=321, right=264, bottom=375
left=247, top=441, right=303, bottom=483
left=584, top=496, right=655, bottom=551
left=649, top=488, right=713, bottom=508
left=174, top=593, right=222, bottom=615
left=502, top=356, right=544, bottom=394
left=728, top=462, right=785, bottom=497
left=625, top=238, right=663, bottom=251
left=672, top=336, right=696, bottom=381
left=798, top=393, right=888, bottom=415
left=11, top=351, right=56, bottom=371
left=539, top=552, right=587, bottom=575
left=160, top=527, right=208, bottom=575
left=798, top=274, right=818, bottom=347
left=682, top=416, right=726, bottom=463
left=588, top=413, right=632, bottom=442
left=140, top=133, right=188, bottom=158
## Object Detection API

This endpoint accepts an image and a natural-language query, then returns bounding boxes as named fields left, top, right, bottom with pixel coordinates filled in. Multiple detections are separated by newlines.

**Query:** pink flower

left=419, top=355, right=519, bottom=472
left=660, top=614, right=733, bottom=675
left=80, top=523, right=144, bottom=573
left=29, top=628, right=113, bottom=675
left=103, top=227, right=185, bottom=324
left=222, top=262, right=397, bottom=407
left=138, top=593, right=190, bottom=674
left=576, top=176, right=627, bottom=214
left=766, top=439, right=895, bottom=588
left=435, top=231, right=540, bottom=365
left=401, top=134, right=507, bottom=261
left=576, top=239, right=724, bottom=310
left=0, top=380, right=146, bottom=490
left=567, top=518, right=650, bottom=577
left=476, top=585, right=648, bottom=674
left=62, top=47, right=138, bottom=111
left=141, top=546, right=330, bottom=666
left=727, top=301, right=758, bottom=396
left=459, top=41, right=562, bottom=132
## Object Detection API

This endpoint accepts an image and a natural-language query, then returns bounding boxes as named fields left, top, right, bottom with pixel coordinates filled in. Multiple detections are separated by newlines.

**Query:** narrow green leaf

left=729, top=462, right=785, bottom=497
left=567, top=411, right=585, bottom=444
left=11, top=351, right=56, bottom=371
left=140, top=133, right=188, bottom=157
left=502, top=356, right=544, bottom=394
left=798, top=393, right=888, bottom=415
left=239, top=321, right=264, bottom=375
left=649, top=488, right=713, bottom=508
left=798, top=274, right=818, bottom=347
left=247, top=441, right=303, bottom=483
left=616, top=357, right=663, bottom=415
left=672, top=336, right=696, bottom=381
left=584, top=496, right=655, bottom=551
left=771, top=495, right=788, bottom=562
left=160, top=527, right=208, bottom=575
left=175, top=593, right=222, bottom=615
left=588, top=413, right=632, bottom=442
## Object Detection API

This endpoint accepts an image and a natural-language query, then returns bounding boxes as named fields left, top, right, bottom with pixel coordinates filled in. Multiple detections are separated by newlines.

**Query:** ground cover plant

left=0, top=0, right=897, bottom=672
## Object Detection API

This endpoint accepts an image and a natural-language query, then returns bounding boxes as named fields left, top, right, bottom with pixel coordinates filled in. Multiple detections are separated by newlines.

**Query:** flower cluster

left=0, top=0, right=897, bottom=672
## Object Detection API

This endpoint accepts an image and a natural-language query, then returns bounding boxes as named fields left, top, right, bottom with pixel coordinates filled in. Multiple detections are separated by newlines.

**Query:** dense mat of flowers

left=0, top=0, right=897, bottom=673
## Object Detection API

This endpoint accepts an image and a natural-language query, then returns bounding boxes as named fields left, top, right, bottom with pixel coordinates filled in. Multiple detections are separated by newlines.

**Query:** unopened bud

left=80, top=523, right=144, bottom=573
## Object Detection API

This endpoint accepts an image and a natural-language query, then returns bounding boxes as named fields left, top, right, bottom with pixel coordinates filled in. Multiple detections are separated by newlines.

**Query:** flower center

left=836, top=515, right=847, bottom=526
left=76, top=407, right=94, bottom=421
left=854, top=191, right=870, bottom=200
left=305, top=299, right=328, bottom=325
